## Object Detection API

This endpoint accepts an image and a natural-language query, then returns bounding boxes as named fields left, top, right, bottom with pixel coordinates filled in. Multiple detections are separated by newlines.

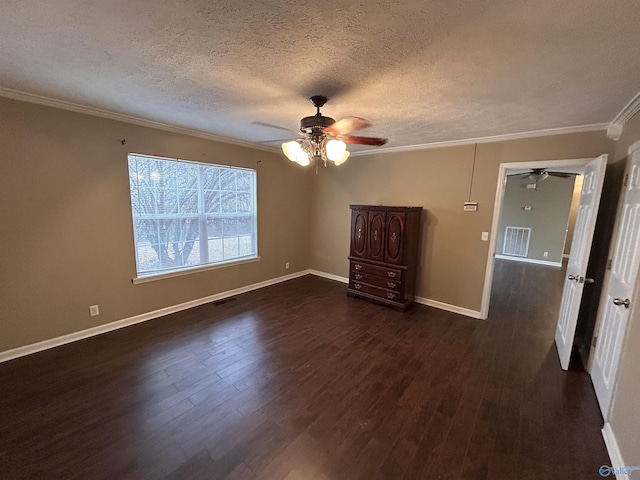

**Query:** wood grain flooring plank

left=0, top=267, right=611, bottom=480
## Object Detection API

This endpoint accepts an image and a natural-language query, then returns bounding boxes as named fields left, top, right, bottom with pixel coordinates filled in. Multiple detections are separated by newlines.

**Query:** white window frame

left=128, top=153, right=259, bottom=283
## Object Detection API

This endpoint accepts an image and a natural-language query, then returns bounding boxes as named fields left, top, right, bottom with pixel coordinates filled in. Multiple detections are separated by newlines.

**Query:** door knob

left=584, top=277, right=595, bottom=284
left=568, top=275, right=579, bottom=281
left=612, top=298, right=630, bottom=308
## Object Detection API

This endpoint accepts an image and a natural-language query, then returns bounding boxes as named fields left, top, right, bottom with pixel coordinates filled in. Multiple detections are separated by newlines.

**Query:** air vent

left=502, top=226, right=531, bottom=257
left=212, top=297, right=237, bottom=306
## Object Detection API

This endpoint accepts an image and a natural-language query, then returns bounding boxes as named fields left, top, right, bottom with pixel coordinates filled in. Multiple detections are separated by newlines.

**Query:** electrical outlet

left=543, top=251, right=549, bottom=257
left=481, top=232, right=489, bottom=241
left=285, top=262, right=290, bottom=270
left=89, top=305, right=99, bottom=316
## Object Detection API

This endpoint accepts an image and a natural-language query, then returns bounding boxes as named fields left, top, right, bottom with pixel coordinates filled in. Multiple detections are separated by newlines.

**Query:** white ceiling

left=1, top=0, right=639, bottom=153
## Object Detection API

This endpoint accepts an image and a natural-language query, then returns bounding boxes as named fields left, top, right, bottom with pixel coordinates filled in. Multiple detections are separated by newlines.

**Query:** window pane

left=220, top=169, right=236, bottom=191
left=177, top=163, right=198, bottom=189
left=223, top=237, right=239, bottom=259
left=221, top=192, right=237, bottom=213
left=128, top=155, right=257, bottom=276
left=208, top=238, right=223, bottom=262
left=155, top=188, right=178, bottom=214
left=207, top=218, right=223, bottom=238
left=201, top=166, right=219, bottom=190
left=237, top=171, right=251, bottom=191
left=238, top=217, right=252, bottom=235
left=178, top=189, right=199, bottom=214
left=239, top=236, right=253, bottom=256
left=137, top=242, right=161, bottom=272
left=237, top=193, right=251, bottom=212
left=204, top=190, right=220, bottom=214
left=134, top=218, right=159, bottom=245
left=223, top=218, right=238, bottom=237
left=157, top=218, right=200, bottom=269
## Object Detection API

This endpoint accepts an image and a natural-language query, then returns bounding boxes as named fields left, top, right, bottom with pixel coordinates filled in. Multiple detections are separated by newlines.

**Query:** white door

left=591, top=143, right=640, bottom=417
left=555, top=154, right=608, bottom=370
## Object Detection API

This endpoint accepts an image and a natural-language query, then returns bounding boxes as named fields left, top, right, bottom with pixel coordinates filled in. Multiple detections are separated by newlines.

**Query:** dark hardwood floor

left=0, top=260, right=609, bottom=479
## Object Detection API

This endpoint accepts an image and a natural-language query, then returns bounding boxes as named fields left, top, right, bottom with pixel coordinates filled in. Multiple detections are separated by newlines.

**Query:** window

left=128, top=154, right=257, bottom=279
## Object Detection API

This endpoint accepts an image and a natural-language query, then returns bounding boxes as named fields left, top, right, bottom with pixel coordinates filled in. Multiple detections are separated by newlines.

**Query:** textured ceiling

left=1, top=0, right=639, bottom=152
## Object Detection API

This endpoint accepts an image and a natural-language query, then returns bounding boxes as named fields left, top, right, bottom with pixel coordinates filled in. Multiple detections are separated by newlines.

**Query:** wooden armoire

left=347, top=205, right=423, bottom=311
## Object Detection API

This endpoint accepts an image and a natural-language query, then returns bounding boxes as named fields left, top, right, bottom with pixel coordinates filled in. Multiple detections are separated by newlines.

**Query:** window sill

left=132, top=256, right=261, bottom=285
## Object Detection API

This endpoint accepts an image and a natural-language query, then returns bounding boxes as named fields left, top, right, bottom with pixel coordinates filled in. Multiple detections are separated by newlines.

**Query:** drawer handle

left=386, top=292, right=396, bottom=299
left=387, top=281, right=396, bottom=288
left=387, top=271, right=397, bottom=278
left=354, top=283, right=362, bottom=290
left=354, top=264, right=362, bottom=270
left=354, top=273, right=363, bottom=280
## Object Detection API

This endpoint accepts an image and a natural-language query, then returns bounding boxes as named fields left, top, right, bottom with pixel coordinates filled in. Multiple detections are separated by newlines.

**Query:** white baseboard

left=0, top=270, right=311, bottom=363
left=308, top=270, right=349, bottom=284
left=602, top=423, right=631, bottom=480
left=307, top=270, right=482, bottom=319
left=495, top=254, right=562, bottom=267
left=414, top=296, right=484, bottom=319
left=1, top=268, right=484, bottom=363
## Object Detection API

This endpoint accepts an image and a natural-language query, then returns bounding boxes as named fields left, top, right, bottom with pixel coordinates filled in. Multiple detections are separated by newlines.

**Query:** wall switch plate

left=285, top=262, right=290, bottom=269
left=464, top=202, right=478, bottom=212
left=543, top=251, right=549, bottom=257
left=89, top=305, right=99, bottom=316
left=481, top=232, right=489, bottom=241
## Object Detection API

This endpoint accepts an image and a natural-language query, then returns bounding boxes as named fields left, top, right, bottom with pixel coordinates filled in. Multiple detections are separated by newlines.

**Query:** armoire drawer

left=350, top=260, right=402, bottom=280
left=350, top=271, right=402, bottom=292
left=350, top=282, right=401, bottom=302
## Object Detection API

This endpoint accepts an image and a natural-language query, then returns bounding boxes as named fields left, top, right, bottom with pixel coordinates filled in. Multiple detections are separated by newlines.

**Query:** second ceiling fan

left=508, top=168, right=578, bottom=183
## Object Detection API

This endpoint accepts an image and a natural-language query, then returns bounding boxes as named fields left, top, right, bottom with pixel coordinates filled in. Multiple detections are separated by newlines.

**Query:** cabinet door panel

left=384, top=212, right=405, bottom=264
left=367, top=211, right=386, bottom=261
left=350, top=210, right=368, bottom=257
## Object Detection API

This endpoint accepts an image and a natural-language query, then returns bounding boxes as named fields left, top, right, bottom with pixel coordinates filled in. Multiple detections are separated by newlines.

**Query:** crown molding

left=0, top=87, right=280, bottom=154
left=350, top=123, right=609, bottom=156
left=607, top=90, right=640, bottom=141
left=1, top=85, right=621, bottom=156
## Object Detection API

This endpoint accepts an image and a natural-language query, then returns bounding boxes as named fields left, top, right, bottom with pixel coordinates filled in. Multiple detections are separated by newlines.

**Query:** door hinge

left=607, top=258, right=613, bottom=270
left=623, top=173, right=629, bottom=187
left=592, top=336, right=597, bottom=348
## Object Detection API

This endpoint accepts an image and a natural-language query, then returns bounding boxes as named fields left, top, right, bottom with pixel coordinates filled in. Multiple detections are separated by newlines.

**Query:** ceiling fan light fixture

left=529, top=171, right=549, bottom=183
left=296, top=151, right=310, bottom=166
left=325, top=139, right=347, bottom=161
left=333, top=150, right=350, bottom=166
left=277, top=96, right=386, bottom=168
left=282, top=140, right=301, bottom=162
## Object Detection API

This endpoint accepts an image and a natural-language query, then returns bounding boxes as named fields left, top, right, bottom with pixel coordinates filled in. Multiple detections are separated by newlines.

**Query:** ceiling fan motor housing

left=300, top=114, right=335, bottom=134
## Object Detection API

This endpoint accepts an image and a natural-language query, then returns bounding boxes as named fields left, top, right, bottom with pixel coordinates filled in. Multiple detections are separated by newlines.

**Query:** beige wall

left=0, top=97, right=313, bottom=352
left=310, top=132, right=613, bottom=312
left=496, top=175, right=576, bottom=264
left=608, top=109, right=640, bottom=473
left=1, top=93, right=637, bottom=469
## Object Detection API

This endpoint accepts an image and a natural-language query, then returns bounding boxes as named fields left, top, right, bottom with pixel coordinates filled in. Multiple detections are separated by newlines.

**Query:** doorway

left=481, top=158, right=595, bottom=319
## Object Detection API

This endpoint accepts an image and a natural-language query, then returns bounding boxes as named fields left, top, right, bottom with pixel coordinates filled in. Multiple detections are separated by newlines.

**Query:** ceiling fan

left=257, top=95, right=387, bottom=167
left=508, top=168, right=578, bottom=183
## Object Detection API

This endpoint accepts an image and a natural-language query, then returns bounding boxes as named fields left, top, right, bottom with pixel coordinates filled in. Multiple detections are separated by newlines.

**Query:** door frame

left=480, top=157, right=596, bottom=319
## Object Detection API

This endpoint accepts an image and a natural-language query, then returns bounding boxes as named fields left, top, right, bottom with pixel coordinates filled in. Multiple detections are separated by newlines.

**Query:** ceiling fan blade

left=341, top=135, right=387, bottom=146
left=251, top=121, right=298, bottom=134
left=547, top=172, right=577, bottom=178
left=256, top=137, right=298, bottom=144
left=507, top=173, right=530, bottom=177
left=323, top=117, right=371, bottom=136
